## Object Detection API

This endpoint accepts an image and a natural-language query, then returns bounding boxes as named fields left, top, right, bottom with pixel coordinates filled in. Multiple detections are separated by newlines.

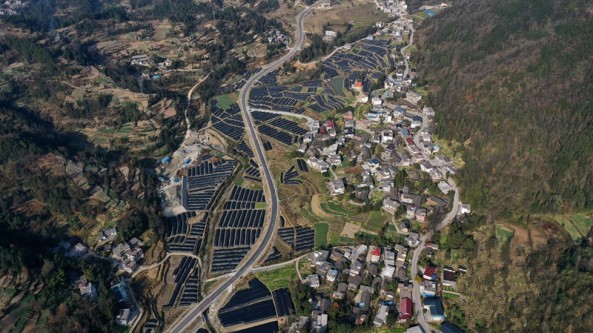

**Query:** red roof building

left=423, top=266, right=437, bottom=281
left=370, top=247, right=381, bottom=263
left=405, top=137, right=416, bottom=146
left=399, top=297, right=413, bottom=320
left=325, top=120, right=335, bottom=128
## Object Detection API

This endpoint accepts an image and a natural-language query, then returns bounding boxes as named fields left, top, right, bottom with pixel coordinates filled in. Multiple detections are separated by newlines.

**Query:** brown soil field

left=340, top=222, right=361, bottom=238
left=304, top=1, right=388, bottom=36
left=311, top=194, right=333, bottom=219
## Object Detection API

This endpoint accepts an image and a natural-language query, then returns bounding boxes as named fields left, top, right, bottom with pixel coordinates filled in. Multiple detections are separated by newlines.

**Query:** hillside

left=439, top=215, right=593, bottom=332
left=413, top=0, right=593, bottom=217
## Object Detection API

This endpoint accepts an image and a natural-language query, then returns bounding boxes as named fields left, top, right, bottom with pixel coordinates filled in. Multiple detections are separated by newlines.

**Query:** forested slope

left=414, top=0, right=593, bottom=217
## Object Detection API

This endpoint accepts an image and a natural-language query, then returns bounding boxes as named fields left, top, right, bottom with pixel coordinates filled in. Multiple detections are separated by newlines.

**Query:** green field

left=255, top=264, right=299, bottom=291
left=495, top=225, right=515, bottom=243
left=315, top=223, right=329, bottom=247
left=320, top=201, right=354, bottom=218
left=329, top=77, right=345, bottom=96
left=364, top=211, right=388, bottom=233
left=255, top=202, right=267, bottom=209
left=552, top=213, right=593, bottom=240
left=216, top=94, right=236, bottom=109
left=300, top=208, right=322, bottom=223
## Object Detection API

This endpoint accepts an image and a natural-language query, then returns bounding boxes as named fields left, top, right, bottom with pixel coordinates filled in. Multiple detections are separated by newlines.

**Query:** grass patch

left=215, top=93, right=236, bottom=109
left=338, top=236, right=355, bottom=244
left=255, top=202, right=267, bottom=209
left=329, top=77, right=345, bottom=96
left=13, top=317, right=28, bottom=333
left=315, top=223, right=329, bottom=247
left=495, top=225, right=515, bottom=243
left=320, top=202, right=349, bottom=218
left=2, top=288, right=17, bottom=297
left=255, top=265, right=299, bottom=291
left=365, top=211, right=388, bottom=233
left=443, top=292, right=460, bottom=299
left=551, top=213, right=593, bottom=240
left=374, top=327, right=406, bottom=333
left=327, top=201, right=355, bottom=216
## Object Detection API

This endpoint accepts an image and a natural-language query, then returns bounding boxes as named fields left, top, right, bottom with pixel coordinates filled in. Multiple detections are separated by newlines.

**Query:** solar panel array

left=166, top=212, right=207, bottom=255
left=211, top=186, right=267, bottom=273
left=244, top=159, right=261, bottom=182
left=236, top=141, right=254, bottom=158
left=183, top=159, right=237, bottom=211
left=245, top=38, right=393, bottom=116
left=218, top=279, right=276, bottom=327
left=265, top=246, right=282, bottom=263
left=210, top=100, right=245, bottom=141
left=281, top=165, right=301, bottom=185
left=277, top=226, right=315, bottom=253
left=165, top=257, right=199, bottom=308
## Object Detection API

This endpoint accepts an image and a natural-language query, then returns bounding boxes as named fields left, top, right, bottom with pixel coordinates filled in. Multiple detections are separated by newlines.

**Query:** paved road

left=165, top=4, right=317, bottom=332
left=408, top=109, right=460, bottom=332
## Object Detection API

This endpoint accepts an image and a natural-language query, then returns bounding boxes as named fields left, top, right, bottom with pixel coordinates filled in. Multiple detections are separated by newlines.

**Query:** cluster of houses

left=267, top=29, right=289, bottom=45
left=109, top=237, right=145, bottom=274
left=0, top=0, right=26, bottom=15
left=300, top=244, right=417, bottom=330
left=296, top=243, right=467, bottom=332
left=130, top=54, right=176, bottom=81
left=49, top=226, right=143, bottom=327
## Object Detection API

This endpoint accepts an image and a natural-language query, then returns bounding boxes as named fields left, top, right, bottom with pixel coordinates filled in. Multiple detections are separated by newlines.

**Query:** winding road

left=165, top=4, right=317, bottom=332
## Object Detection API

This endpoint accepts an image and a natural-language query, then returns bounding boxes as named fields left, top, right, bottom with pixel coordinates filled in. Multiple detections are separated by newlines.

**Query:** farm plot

left=218, top=279, right=276, bottom=327
left=276, top=226, right=315, bottom=253
left=165, top=212, right=207, bottom=255
left=182, top=159, right=237, bottom=211
left=164, top=256, right=200, bottom=308
left=211, top=186, right=267, bottom=273
left=210, top=100, right=245, bottom=141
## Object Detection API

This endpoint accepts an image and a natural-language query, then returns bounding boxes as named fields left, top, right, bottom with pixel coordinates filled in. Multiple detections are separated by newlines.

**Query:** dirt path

left=311, top=194, right=333, bottom=219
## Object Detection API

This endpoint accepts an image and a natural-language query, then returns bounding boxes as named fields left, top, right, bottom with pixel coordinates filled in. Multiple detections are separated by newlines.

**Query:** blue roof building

left=423, top=298, right=446, bottom=322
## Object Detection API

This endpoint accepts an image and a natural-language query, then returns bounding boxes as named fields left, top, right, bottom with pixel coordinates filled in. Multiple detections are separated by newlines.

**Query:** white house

left=328, top=179, right=346, bottom=196
left=460, top=203, right=471, bottom=215
left=372, top=96, right=383, bottom=106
